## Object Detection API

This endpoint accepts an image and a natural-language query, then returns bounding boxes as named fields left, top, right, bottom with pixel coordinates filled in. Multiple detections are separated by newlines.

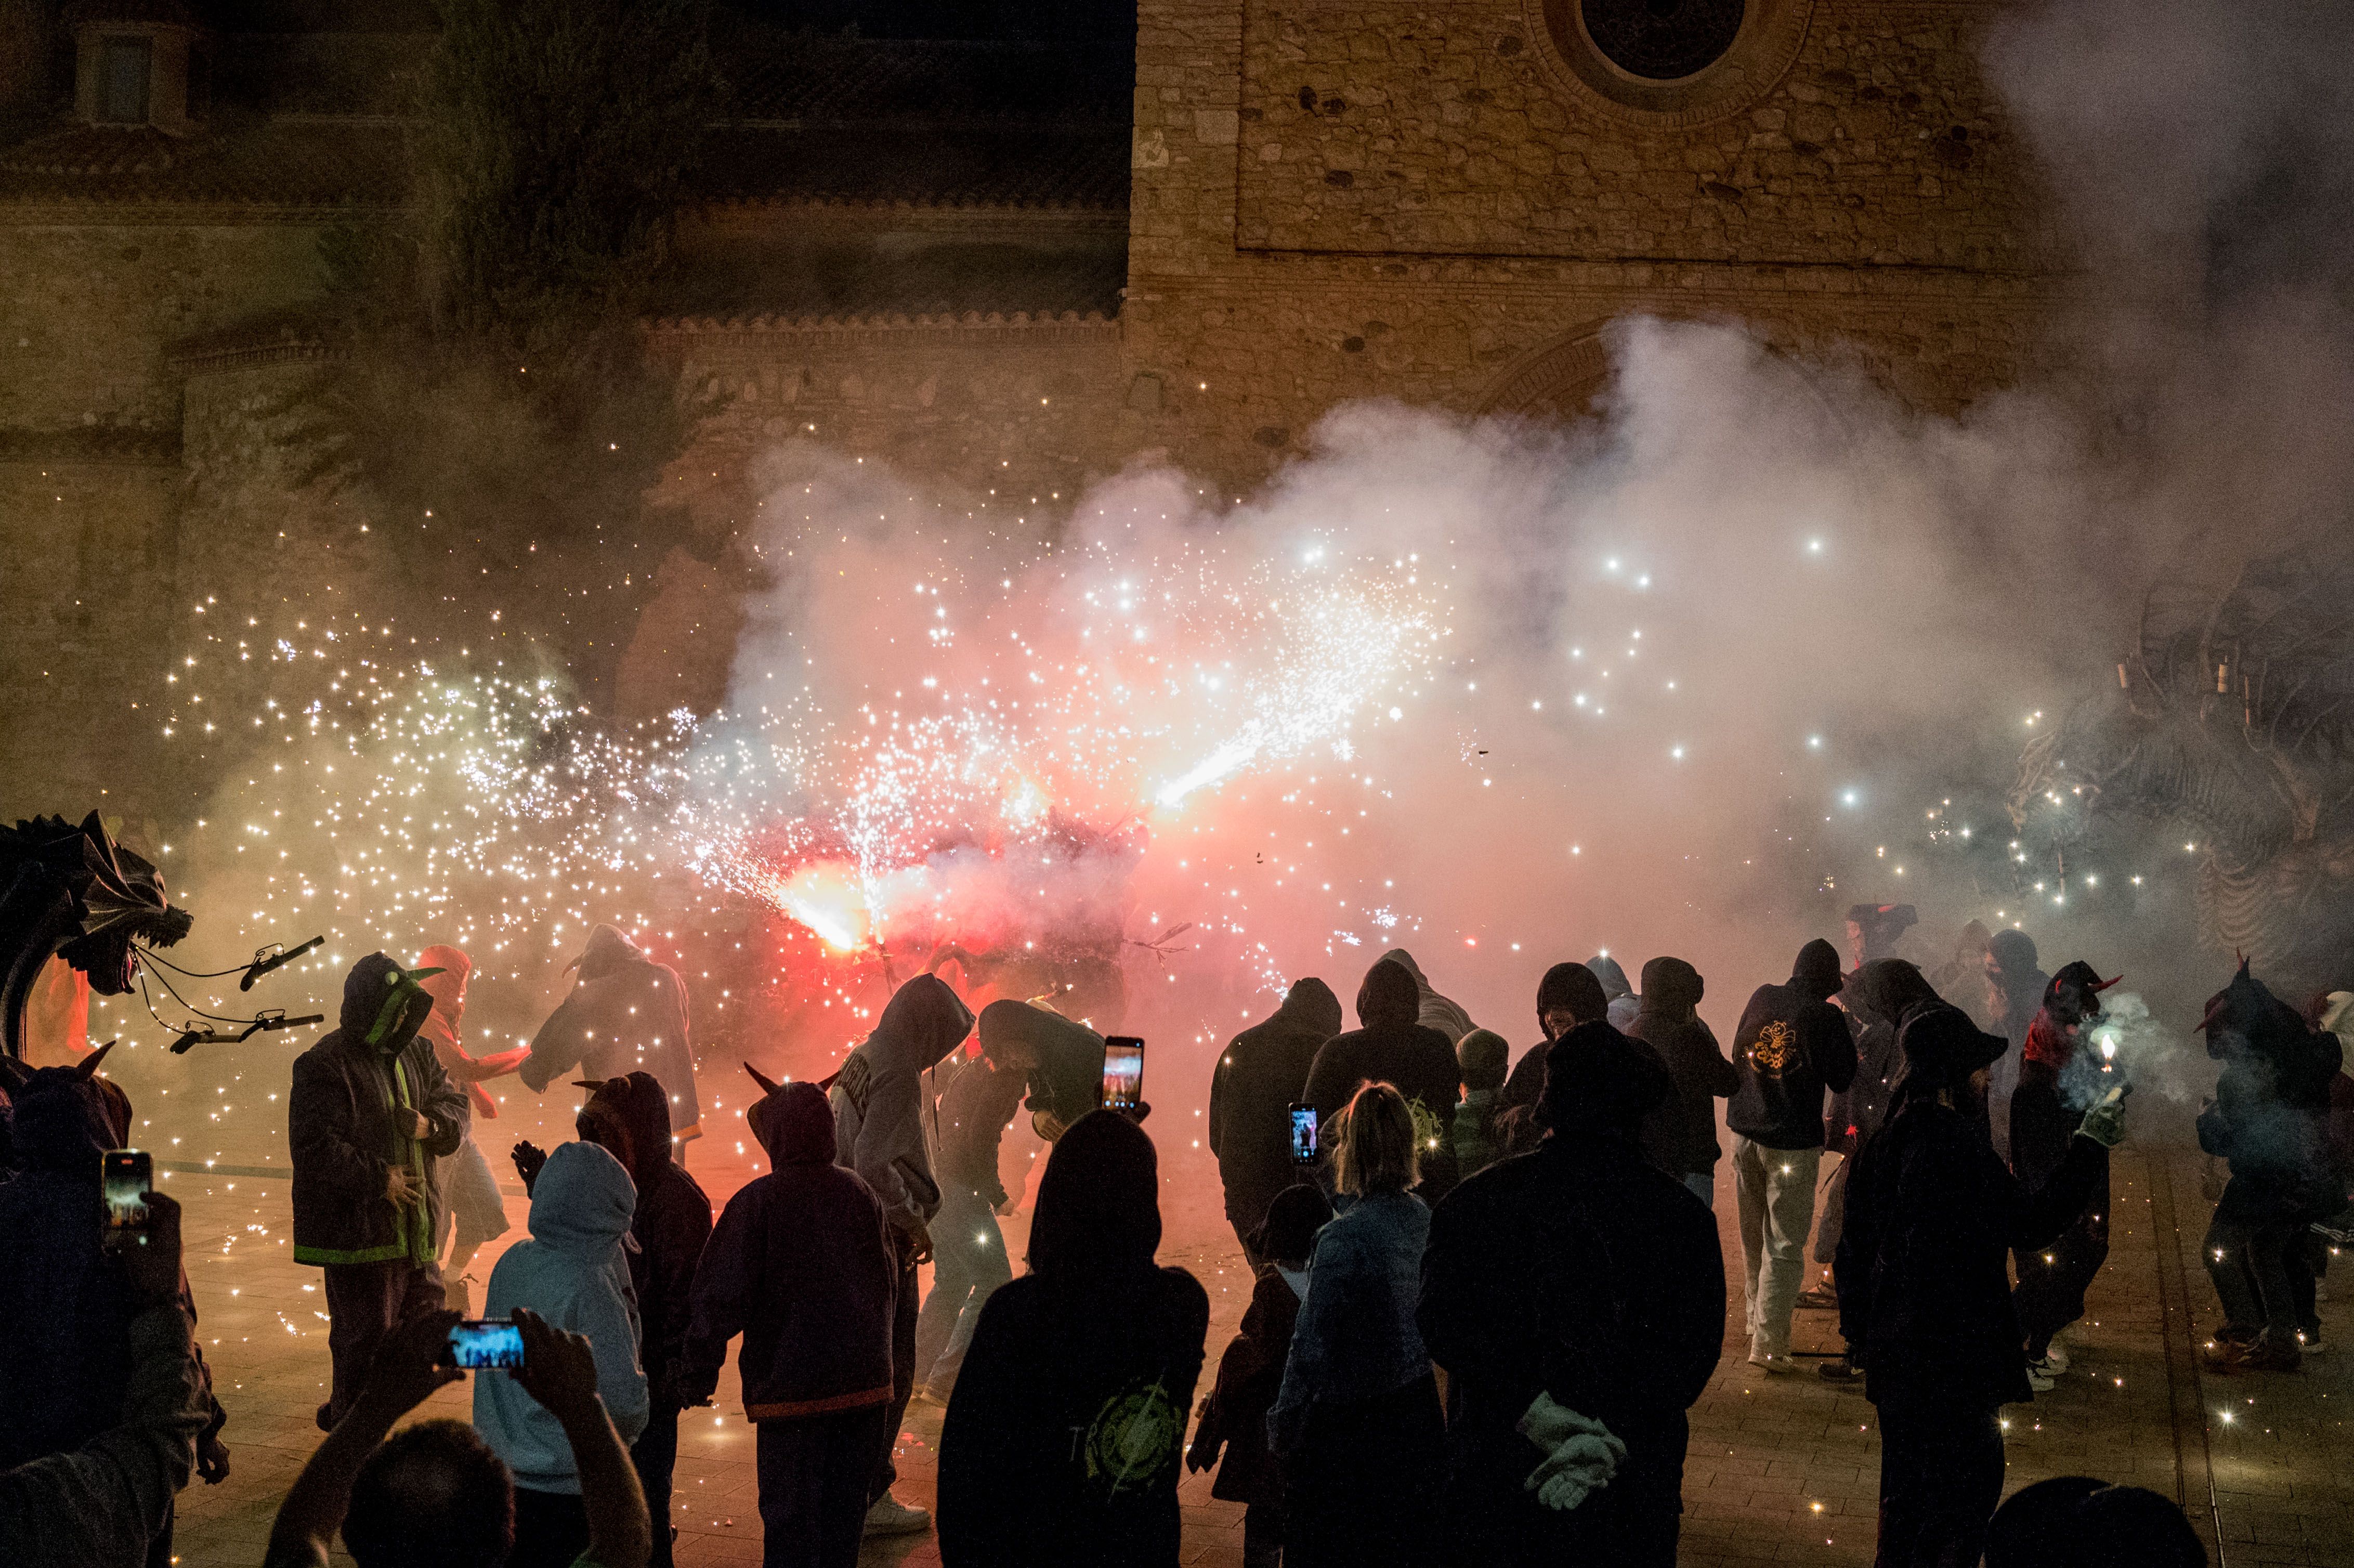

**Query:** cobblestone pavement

left=155, top=1136, right=2348, bottom=1566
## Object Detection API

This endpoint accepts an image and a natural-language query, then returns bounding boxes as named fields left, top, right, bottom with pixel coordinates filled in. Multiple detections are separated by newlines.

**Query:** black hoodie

left=1208, top=977, right=1344, bottom=1236
left=583, top=1072, right=712, bottom=1408
left=1628, top=957, right=1740, bottom=1176
left=681, top=1081, right=897, bottom=1420
left=1302, top=959, right=1462, bottom=1197
left=524, top=925, right=701, bottom=1141
left=938, top=1112, right=1209, bottom=1567
left=290, top=953, right=467, bottom=1266
left=1727, top=940, right=1856, bottom=1151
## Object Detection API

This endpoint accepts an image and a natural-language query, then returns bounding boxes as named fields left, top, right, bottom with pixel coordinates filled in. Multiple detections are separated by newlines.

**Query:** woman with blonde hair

left=1269, top=1082, right=1444, bottom=1566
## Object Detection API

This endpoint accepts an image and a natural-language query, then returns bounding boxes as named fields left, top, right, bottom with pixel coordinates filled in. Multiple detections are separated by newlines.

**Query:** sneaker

left=2242, top=1334, right=2303, bottom=1374
left=2203, top=1336, right=2253, bottom=1371
left=1746, top=1352, right=1796, bottom=1376
left=1794, top=1286, right=1839, bottom=1311
left=2025, top=1356, right=2057, bottom=1392
left=2299, top=1327, right=2328, bottom=1356
left=2043, top=1342, right=2071, bottom=1375
left=864, top=1494, right=933, bottom=1536
left=1817, top=1355, right=1862, bottom=1383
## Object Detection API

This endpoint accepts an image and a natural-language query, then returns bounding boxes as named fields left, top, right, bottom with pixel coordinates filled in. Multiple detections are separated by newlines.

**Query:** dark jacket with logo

left=680, top=1081, right=897, bottom=1420
left=1728, top=976, right=1856, bottom=1152
left=290, top=954, right=467, bottom=1267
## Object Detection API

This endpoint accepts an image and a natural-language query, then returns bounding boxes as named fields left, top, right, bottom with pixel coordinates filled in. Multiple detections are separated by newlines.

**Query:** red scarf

left=2023, top=1011, right=2075, bottom=1069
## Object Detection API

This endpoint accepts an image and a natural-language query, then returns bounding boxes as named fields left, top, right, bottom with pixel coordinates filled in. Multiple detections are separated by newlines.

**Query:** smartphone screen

left=448, top=1319, right=526, bottom=1370
left=102, top=1149, right=152, bottom=1232
left=1289, top=1103, right=1319, bottom=1163
left=1101, top=1037, right=1145, bottom=1113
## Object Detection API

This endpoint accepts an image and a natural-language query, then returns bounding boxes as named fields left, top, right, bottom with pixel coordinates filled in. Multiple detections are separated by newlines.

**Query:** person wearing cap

left=1726, top=939, right=1855, bottom=1374
left=1420, top=1022, right=1724, bottom=1566
left=1835, top=1002, right=2125, bottom=1568
left=2010, top=961, right=2121, bottom=1388
left=1187, top=1184, right=1333, bottom=1568
left=290, top=953, right=469, bottom=1431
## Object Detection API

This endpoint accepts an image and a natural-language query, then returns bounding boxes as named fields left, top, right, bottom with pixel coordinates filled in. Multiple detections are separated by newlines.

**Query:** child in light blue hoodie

left=476, top=1139, right=649, bottom=1568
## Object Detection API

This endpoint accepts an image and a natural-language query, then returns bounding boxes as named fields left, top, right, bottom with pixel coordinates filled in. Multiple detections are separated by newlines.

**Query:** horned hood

left=748, top=1080, right=837, bottom=1166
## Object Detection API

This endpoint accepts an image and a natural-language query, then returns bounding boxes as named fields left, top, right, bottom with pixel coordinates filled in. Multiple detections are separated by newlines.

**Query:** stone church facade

left=0, top=0, right=2062, bottom=809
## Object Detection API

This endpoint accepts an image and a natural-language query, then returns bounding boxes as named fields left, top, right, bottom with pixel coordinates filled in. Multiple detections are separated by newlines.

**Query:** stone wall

left=1119, top=0, right=2074, bottom=487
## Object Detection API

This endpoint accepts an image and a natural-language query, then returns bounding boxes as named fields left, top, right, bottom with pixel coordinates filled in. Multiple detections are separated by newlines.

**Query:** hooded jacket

left=582, top=1072, right=712, bottom=1407
left=934, top=1052, right=1030, bottom=1206
left=1497, top=962, right=1612, bottom=1132
left=289, top=954, right=467, bottom=1266
left=475, top=1140, right=649, bottom=1491
left=1378, top=949, right=1477, bottom=1043
left=1302, top=960, right=1462, bottom=1199
left=522, top=925, right=700, bottom=1141
left=1208, top=978, right=1344, bottom=1237
left=681, top=1081, right=898, bottom=1420
left=979, top=997, right=1107, bottom=1136
left=1830, top=959, right=1938, bottom=1157
left=1421, top=1103, right=1723, bottom=1564
left=832, top=975, right=975, bottom=1232
left=1727, top=940, right=1855, bottom=1151
left=0, top=1056, right=139, bottom=1470
left=938, top=1112, right=1209, bottom=1568
left=1587, top=955, right=1642, bottom=1032
left=2198, top=965, right=2344, bottom=1224
left=1627, top=957, right=1739, bottom=1176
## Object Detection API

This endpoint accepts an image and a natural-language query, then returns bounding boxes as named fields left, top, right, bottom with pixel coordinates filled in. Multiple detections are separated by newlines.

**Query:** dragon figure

left=2009, top=551, right=2354, bottom=990
left=0, top=813, right=192, bottom=1064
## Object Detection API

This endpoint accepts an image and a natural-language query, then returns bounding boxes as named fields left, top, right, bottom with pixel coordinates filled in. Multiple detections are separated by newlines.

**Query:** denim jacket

left=1267, top=1189, right=1431, bottom=1453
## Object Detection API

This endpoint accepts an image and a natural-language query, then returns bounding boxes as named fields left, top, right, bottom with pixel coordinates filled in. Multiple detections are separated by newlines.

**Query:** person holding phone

left=475, top=1140, right=650, bottom=1568
left=1208, top=978, right=1344, bottom=1264
left=0, top=1188, right=214, bottom=1568
left=261, top=1307, right=652, bottom=1568
left=291, top=954, right=470, bottom=1431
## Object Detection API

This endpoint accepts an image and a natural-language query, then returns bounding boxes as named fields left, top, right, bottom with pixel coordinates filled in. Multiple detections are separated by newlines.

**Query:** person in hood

left=574, top=1072, right=712, bottom=1568
left=682, top=1079, right=897, bottom=1568
left=415, top=945, right=528, bottom=1310
left=1378, top=948, right=1477, bottom=1043
left=1187, top=1184, right=1333, bottom=1568
left=916, top=1040, right=1029, bottom=1403
left=830, top=973, right=975, bottom=1536
left=1209, top=978, right=1345, bottom=1260
left=1844, top=903, right=1918, bottom=973
left=938, top=1111, right=1210, bottom=1567
left=1929, top=920, right=1996, bottom=1026
left=291, top=953, right=469, bottom=1430
left=1302, top=959, right=1461, bottom=1201
left=2198, top=961, right=2343, bottom=1372
left=1269, top=1083, right=1442, bottom=1568
left=475, top=1138, right=648, bottom=1568
left=1450, top=1029, right=1511, bottom=1181
left=2010, top=961, right=2121, bottom=1387
left=1726, top=938, right=1854, bottom=1374
left=1984, top=929, right=2048, bottom=1161
left=1813, top=958, right=1940, bottom=1383
left=1836, top=1002, right=2122, bottom=1566
left=978, top=996, right=1110, bottom=1141
left=1495, top=962, right=1611, bottom=1154
left=1586, top=954, right=1641, bottom=1031
left=522, top=925, right=701, bottom=1153
left=1421, top=1023, right=1723, bottom=1567
left=1627, top=957, right=1738, bottom=1205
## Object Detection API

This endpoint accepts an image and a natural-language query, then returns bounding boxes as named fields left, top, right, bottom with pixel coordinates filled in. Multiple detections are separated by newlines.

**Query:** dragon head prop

left=1, top=813, right=192, bottom=1062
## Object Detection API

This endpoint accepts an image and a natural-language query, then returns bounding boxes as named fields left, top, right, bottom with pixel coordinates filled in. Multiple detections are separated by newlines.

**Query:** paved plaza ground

left=151, top=1121, right=2351, bottom=1567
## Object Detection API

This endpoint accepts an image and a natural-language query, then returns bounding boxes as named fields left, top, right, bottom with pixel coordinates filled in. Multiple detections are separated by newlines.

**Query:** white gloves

left=1518, top=1392, right=1626, bottom=1512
